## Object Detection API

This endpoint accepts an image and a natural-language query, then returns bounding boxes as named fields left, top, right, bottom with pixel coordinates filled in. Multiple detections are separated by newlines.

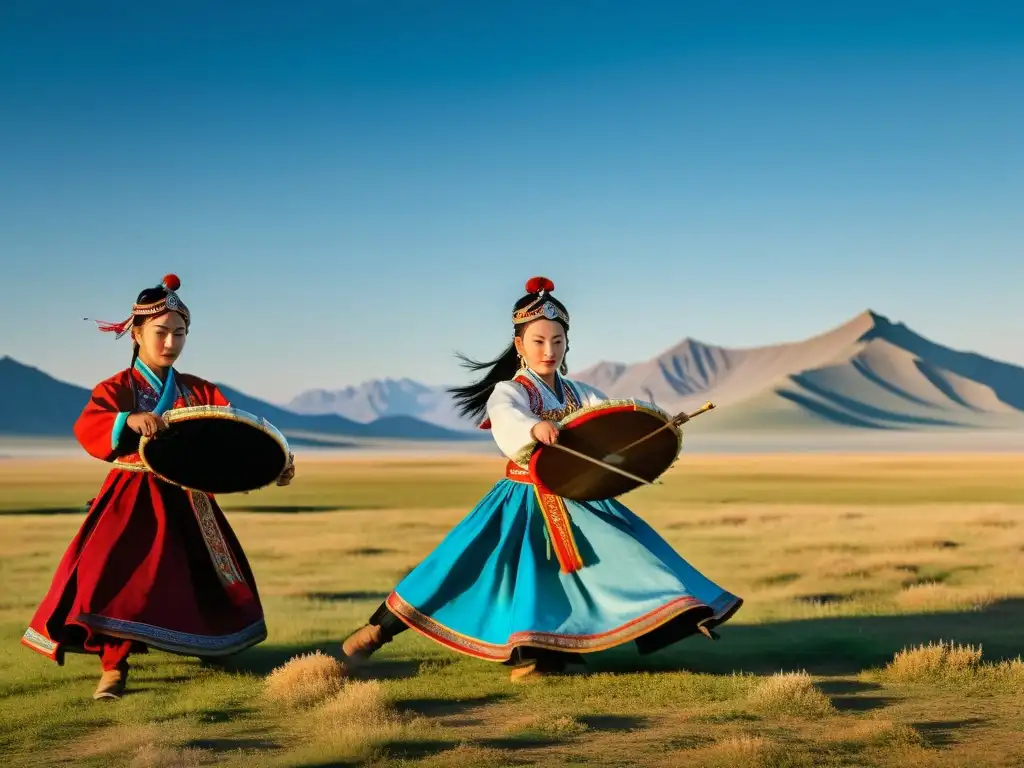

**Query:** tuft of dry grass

left=413, top=743, right=516, bottom=767
left=506, top=713, right=589, bottom=739
left=680, top=734, right=797, bottom=768
left=129, top=744, right=211, bottom=767
left=879, top=640, right=1024, bottom=693
left=264, top=650, right=348, bottom=707
left=746, top=671, right=836, bottom=718
left=303, top=680, right=428, bottom=760
left=823, top=718, right=925, bottom=748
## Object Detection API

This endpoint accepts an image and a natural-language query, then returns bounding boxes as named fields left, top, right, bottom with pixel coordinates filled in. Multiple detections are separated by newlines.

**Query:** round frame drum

left=530, top=400, right=683, bottom=501
left=139, top=405, right=290, bottom=494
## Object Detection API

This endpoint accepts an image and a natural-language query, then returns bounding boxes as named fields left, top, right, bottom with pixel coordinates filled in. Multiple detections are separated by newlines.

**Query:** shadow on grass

left=209, top=641, right=429, bottom=680
left=382, top=739, right=461, bottom=760
left=215, top=642, right=333, bottom=676
left=397, top=693, right=510, bottom=719
left=296, top=739, right=460, bottom=767
left=187, top=737, right=282, bottom=751
left=913, top=718, right=987, bottom=747
left=817, top=680, right=894, bottom=712
left=579, top=714, right=647, bottom=731
left=598, top=598, right=1024, bottom=676
left=479, top=735, right=564, bottom=750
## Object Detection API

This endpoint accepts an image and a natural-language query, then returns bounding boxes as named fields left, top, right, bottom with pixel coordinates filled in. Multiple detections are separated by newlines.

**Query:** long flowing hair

left=448, top=292, right=570, bottom=423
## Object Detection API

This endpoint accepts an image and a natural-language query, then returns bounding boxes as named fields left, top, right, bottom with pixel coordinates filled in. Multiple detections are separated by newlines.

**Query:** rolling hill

left=288, top=310, right=1024, bottom=432
left=0, top=357, right=480, bottom=442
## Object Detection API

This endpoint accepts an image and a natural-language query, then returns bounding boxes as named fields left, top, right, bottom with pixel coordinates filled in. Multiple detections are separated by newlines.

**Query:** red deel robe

left=21, top=361, right=267, bottom=663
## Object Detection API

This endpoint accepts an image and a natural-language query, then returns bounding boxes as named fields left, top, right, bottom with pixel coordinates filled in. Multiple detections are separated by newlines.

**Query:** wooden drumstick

left=607, top=401, right=716, bottom=458
left=546, top=442, right=655, bottom=487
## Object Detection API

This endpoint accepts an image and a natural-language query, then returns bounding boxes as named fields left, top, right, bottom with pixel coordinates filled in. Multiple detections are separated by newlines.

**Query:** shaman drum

left=139, top=405, right=290, bottom=494
left=530, top=400, right=685, bottom=502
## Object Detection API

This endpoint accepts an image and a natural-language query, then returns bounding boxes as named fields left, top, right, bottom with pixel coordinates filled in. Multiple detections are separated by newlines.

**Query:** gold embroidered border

left=509, top=375, right=583, bottom=468
left=21, top=627, right=57, bottom=656
left=112, top=458, right=148, bottom=473
left=387, top=591, right=708, bottom=662
left=533, top=486, right=584, bottom=573
left=189, top=491, right=245, bottom=587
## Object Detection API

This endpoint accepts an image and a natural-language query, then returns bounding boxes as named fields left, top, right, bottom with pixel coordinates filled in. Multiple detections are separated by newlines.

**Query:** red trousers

left=100, top=637, right=132, bottom=671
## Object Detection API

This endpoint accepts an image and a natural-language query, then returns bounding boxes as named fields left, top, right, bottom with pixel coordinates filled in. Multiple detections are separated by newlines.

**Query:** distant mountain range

left=0, top=357, right=481, bottom=444
left=286, top=310, right=1024, bottom=432
left=4, top=310, right=1023, bottom=441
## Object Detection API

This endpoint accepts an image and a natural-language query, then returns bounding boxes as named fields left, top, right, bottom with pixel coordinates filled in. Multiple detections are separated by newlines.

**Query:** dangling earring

left=518, top=354, right=527, bottom=371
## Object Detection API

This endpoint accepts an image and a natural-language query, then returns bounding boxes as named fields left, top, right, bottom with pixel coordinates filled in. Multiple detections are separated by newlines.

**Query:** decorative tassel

left=84, top=316, right=133, bottom=339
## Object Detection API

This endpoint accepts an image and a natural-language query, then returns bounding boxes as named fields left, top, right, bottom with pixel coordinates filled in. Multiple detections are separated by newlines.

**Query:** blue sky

left=1, top=1, right=1022, bottom=402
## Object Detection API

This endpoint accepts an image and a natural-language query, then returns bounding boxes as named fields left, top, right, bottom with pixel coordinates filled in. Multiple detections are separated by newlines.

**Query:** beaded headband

left=86, top=273, right=190, bottom=339
left=512, top=276, right=569, bottom=326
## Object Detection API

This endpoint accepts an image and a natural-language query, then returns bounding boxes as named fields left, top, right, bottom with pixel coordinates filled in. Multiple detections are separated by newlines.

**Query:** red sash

left=502, top=374, right=585, bottom=574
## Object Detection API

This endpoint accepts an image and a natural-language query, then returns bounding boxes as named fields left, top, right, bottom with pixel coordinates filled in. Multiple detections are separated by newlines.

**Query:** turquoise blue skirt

left=385, top=478, right=741, bottom=661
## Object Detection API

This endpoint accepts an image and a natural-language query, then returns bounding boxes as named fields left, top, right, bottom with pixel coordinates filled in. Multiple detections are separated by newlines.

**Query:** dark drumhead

left=532, top=408, right=680, bottom=501
left=141, top=417, right=288, bottom=494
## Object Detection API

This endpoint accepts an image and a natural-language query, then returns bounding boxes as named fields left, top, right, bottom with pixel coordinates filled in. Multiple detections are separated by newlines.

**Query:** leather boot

left=93, top=666, right=128, bottom=700
left=509, top=653, right=568, bottom=682
left=340, top=624, right=384, bottom=667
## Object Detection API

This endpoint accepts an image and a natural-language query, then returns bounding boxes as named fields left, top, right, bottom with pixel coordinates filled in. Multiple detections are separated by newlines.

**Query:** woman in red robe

left=21, top=274, right=295, bottom=700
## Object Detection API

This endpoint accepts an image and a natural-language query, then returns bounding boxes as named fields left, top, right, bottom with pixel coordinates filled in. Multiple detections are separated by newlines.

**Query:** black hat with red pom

left=88, top=274, right=191, bottom=339
left=512, top=276, right=569, bottom=327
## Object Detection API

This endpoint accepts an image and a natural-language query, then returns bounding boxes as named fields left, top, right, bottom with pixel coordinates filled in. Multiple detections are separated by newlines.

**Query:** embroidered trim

left=532, top=485, right=584, bottom=573
left=387, top=591, right=708, bottom=662
left=513, top=374, right=543, bottom=413
left=76, top=614, right=265, bottom=656
left=504, top=462, right=584, bottom=573
left=513, top=298, right=569, bottom=326
left=21, top=627, right=56, bottom=655
left=112, top=458, right=148, bottom=472
left=189, top=491, right=245, bottom=587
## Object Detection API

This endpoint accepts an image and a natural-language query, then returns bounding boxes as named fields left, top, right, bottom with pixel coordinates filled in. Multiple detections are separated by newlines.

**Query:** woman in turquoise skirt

left=341, top=277, right=742, bottom=681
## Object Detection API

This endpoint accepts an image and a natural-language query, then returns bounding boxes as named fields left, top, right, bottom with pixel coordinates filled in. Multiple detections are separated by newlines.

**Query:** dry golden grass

left=682, top=734, right=791, bottom=768
left=128, top=744, right=211, bottom=768
left=746, top=671, right=836, bottom=718
left=264, top=650, right=348, bottom=707
left=878, top=640, right=1024, bottom=691
left=310, top=681, right=415, bottom=752
left=1, top=453, right=1023, bottom=768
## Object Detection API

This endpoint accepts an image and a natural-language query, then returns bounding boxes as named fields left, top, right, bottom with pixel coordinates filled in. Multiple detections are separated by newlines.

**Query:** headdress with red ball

left=512, top=275, right=569, bottom=326
left=86, top=274, right=191, bottom=339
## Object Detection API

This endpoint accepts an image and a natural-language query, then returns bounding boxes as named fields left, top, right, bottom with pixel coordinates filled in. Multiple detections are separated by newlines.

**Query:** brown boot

left=509, top=660, right=538, bottom=682
left=509, top=653, right=569, bottom=683
left=340, top=624, right=384, bottom=667
left=93, top=667, right=128, bottom=700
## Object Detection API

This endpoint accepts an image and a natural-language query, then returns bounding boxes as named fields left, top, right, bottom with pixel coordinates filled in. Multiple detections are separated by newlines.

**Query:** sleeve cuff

left=111, top=411, right=131, bottom=450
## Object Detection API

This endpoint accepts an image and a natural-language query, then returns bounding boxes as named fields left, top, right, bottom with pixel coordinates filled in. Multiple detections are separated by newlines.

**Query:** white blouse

left=485, top=369, right=608, bottom=464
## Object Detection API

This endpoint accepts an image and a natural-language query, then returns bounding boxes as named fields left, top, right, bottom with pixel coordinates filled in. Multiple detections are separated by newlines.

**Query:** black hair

left=448, top=291, right=570, bottom=423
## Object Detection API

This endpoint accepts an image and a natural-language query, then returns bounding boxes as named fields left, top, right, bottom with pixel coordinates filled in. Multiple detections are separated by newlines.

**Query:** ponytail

left=447, top=342, right=521, bottom=423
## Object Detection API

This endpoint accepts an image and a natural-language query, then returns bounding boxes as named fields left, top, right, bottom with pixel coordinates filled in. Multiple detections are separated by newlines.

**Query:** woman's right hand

left=126, top=412, right=167, bottom=437
left=531, top=420, right=560, bottom=445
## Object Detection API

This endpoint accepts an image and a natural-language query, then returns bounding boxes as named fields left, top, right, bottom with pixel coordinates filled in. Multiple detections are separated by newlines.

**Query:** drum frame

left=139, top=405, right=290, bottom=494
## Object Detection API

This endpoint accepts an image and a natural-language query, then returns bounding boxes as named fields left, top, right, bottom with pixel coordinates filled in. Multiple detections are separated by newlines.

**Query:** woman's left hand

left=276, top=453, right=296, bottom=486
